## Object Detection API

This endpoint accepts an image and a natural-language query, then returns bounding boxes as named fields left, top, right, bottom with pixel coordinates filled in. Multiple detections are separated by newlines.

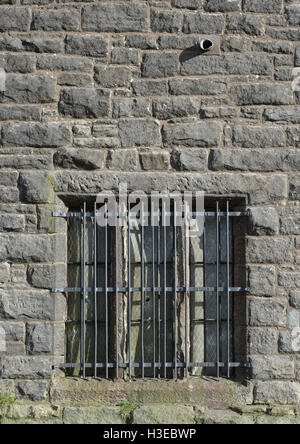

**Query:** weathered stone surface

left=0, top=105, right=41, bottom=121
left=58, top=73, right=93, bottom=88
left=232, top=126, right=286, bottom=148
left=248, top=208, right=279, bottom=236
left=169, top=78, right=227, bottom=95
left=0, top=356, right=53, bottom=378
left=27, top=264, right=66, bottom=290
left=244, top=0, right=283, bottom=13
left=19, top=172, right=54, bottom=203
left=278, top=273, right=300, bottom=289
left=142, top=52, right=178, bottom=78
left=0, top=234, right=66, bottom=263
left=290, top=292, right=300, bottom=309
left=74, top=138, right=119, bottom=149
left=171, top=149, right=208, bottom=171
left=132, top=80, right=168, bottom=96
left=183, top=12, right=224, bottom=34
left=113, top=98, right=151, bottom=118
left=254, top=382, right=300, bottom=405
left=0, top=214, right=25, bottom=232
left=0, top=73, right=56, bottom=104
left=82, top=2, right=148, bottom=32
left=37, top=55, right=92, bottom=72
left=2, top=123, right=70, bottom=148
left=126, top=34, right=157, bottom=50
left=181, top=54, right=273, bottom=76
left=252, top=40, right=293, bottom=54
left=54, top=149, right=105, bottom=171
left=106, top=149, right=138, bottom=171
left=285, top=5, right=300, bottom=26
left=65, top=34, right=108, bottom=57
left=230, top=84, right=294, bottom=106
left=248, top=328, right=277, bottom=355
left=287, top=127, right=300, bottom=147
left=226, top=14, right=265, bottom=36
left=59, top=89, right=110, bottom=118
left=221, top=36, right=250, bottom=52
left=0, top=290, right=64, bottom=321
left=248, top=266, right=276, bottom=297
left=172, top=0, right=202, bottom=9
left=63, top=406, right=122, bottom=424
left=279, top=331, right=299, bottom=354
left=204, top=0, right=240, bottom=12
left=0, top=321, right=25, bottom=342
left=0, top=7, right=30, bottom=31
left=151, top=9, right=181, bottom=33
left=0, top=36, right=62, bottom=54
left=280, top=214, right=300, bottom=235
left=140, top=151, right=170, bottom=171
left=250, top=356, right=295, bottom=380
left=119, top=119, right=161, bottom=147
left=263, top=107, right=300, bottom=124
left=133, top=405, right=195, bottom=424
left=153, top=97, right=199, bottom=119
left=0, top=263, right=9, bottom=283
left=162, top=122, right=222, bottom=147
left=209, top=149, right=299, bottom=172
left=111, top=48, right=139, bottom=66
left=200, top=106, right=237, bottom=119
left=0, top=379, right=15, bottom=397
left=249, top=298, right=287, bottom=327
left=26, top=322, right=64, bottom=355
left=0, top=54, right=35, bottom=73
left=32, top=9, right=80, bottom=31
left=247, top=238, right=293, bottom=264
left=95, top=66, right=131, bottom=88
left=16, top=380, right=48, bottom=401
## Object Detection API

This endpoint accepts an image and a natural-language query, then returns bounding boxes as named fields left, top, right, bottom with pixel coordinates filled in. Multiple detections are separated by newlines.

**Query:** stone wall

left=0, top=0, right=299, bottom=410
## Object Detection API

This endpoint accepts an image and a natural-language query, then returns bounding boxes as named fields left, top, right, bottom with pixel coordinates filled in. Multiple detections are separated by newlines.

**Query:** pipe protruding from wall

left=199, top=39, right=214, bottom=52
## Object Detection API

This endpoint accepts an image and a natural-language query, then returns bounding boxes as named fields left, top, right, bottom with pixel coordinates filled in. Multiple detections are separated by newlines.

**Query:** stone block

left=250, top=356, right=295, bottom=380
left=26, top=322, right=65, bottom=355
left=248, top=208, right=279, bottom=235
left=132, top=405, right=195, bottom=424
left=63, top=406, right=122, bottom=424
left=65, top=34, right=108, bottom=57
left=247, top=265, right=276, bottom=297
left=16, top=380, right=49, bottom=401
left=119, top=119, right=161, bottom=147
left=249, top=298, right=287, bottom=327
left=254, top=381, right=300, bottom=405
left=248, top=328, right=277, bottom=354
left=32, top=9, right=80, bottom=31
left=246, top=238, right=293, bottom=264
left=2, top=123, right=71, bottom=148
left=162, top=121, right=222, bottom=147
left=59, top=89, right=110, bottom=118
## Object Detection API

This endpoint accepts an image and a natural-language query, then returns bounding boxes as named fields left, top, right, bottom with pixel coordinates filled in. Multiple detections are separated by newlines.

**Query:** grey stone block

left=0, top=214, right=25, bottom=232
left=280, top=214, right=300, bottom=235
left=248, top=265, right=276, bottom=297
left=183, top=12, right=224, bottom=34
left=226, top=14, right=265, bottom=36
left=54, top=149, right=105, bottom=171
left=1, top=54, right=35, bottom=73
left=249, top=298, right=287, bottom=327
left=26, top=322, right=65, bottom=355
left=278, top=273, right=300, bottom=289
left=0, top=321, right=25, bottom=341
left=65, top=34, right=108, bottom=57
left=0, top=74, right=56, bottom=104
left=17, top=380, right=48, bottom=401
left=106, top=149, right=138, bottom=171
left=37, top=55, right=92, bottom=72
left=244, top=0, right=283, bottom=13
left=153, top=97, right=199, bottom=119
left=172, top=0, right=202, bottom=9
left=151, top=9, right=182, bottom=33
left=0, top=356, right=53, bottom=378
left=287, top=127, right=300, bottom=147
left=290, top=291, right=300, bottom=309
left=163, top=122, right=222, bottom=147
left=2, top=123, right=71, bottom=148
left=169, top=78, right=227, bottom=95
left=0, top=36, right=62, bottom=54
left=204, top=0, right=240, bottom=12
left=113, top=98, right=151, bottom=118
left=19, top=172, right=55, bottom=204
left=27, top=264, right=66, bottom=290
left=246, top=238, right=293, bottom=264
left=248, top=328, right=277, bottom=354
left=132, top=80, right=168, bottom=96
left=279, top=331, right=299, bottom=354
left=0, top=379, right=15, bottom=397
left=111, top=48, right=139, bottom=66
left=126, top=34, right=157, bottom=50
left=0, top=7, right=30, bottom=31
left=0, top=263, right=9, bottom=283
left=254, top=381, right=300, bottom=405
left=288, top=310, right=299, bottom=329
left=119, top=119, right=161, bottom=147
left=285, top=5, right=300, bottom=26
left=248, top=208, right=279, bottom=235
left=263, top=107, right=300, bottom=124
left=64, top=406, right=122, bottom=424
left=58, top=73, right=93, bottom=88
left=230, top=83, right=294, bottom=105
left=181, top=54, right=272, bottom=76
left=82, top=2, right=148, bottom=32
left=200, top=107, right=237, bottom=119
left=132, top=405, right=195, bottom=424
left=221, top=36, right=251, bottom=52
left=142, top=52, right=178, bottom=78
left=140, top=151, right=170, bottom=171
left=32, top=9, right=80, bottom=31
left=171, top=149, right=208, bottom=171
left=94, top=65, right=131, bottom=88
left=250, top=356, right=295, bottom=379
left=252, top=40, right=293, bottom=54
left=59, top=89, right=110, bottom=118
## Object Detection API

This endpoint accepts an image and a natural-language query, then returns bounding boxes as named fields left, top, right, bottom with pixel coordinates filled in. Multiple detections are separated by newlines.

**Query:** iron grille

left=52, top=200, right=249, bottom=379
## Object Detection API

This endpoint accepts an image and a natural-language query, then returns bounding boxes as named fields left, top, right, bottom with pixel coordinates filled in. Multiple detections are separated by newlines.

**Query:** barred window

left=53, top=198, right=249, bottom=379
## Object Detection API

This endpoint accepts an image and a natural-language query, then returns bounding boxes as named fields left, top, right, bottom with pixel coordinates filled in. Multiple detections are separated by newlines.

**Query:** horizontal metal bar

left=52, top=286, right=250, bottom=293
left=54, top=362, right=250, bottom=370
left=53, top=211, right=249, bottom=218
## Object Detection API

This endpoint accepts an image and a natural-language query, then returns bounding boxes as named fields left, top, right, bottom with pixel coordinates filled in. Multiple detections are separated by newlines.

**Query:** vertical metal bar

left=203, top=208, right=207, bottom=365
left=226, top=200, right=230, bottom=378
left=185, top=202, right=189, bottom=378
left=105, top=202, right=108, bottom=379
left=173, top=201, right=177, bottom=379
left=141, top=201, right=145, bottom=378
left=94, top=202, right=97, bottom=378
left=216, top=201, right=220, bottom=379
left=128, top=204, right=132, bottom=378
left=115, top=201, right=119, bottom=379
left=163, top=200, right=167, bottom=379
left=152, top=201, right=156, bottom=378
left=157, top=218, right=161, bottom=376
left=81, top=202, right=86, bottom=378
